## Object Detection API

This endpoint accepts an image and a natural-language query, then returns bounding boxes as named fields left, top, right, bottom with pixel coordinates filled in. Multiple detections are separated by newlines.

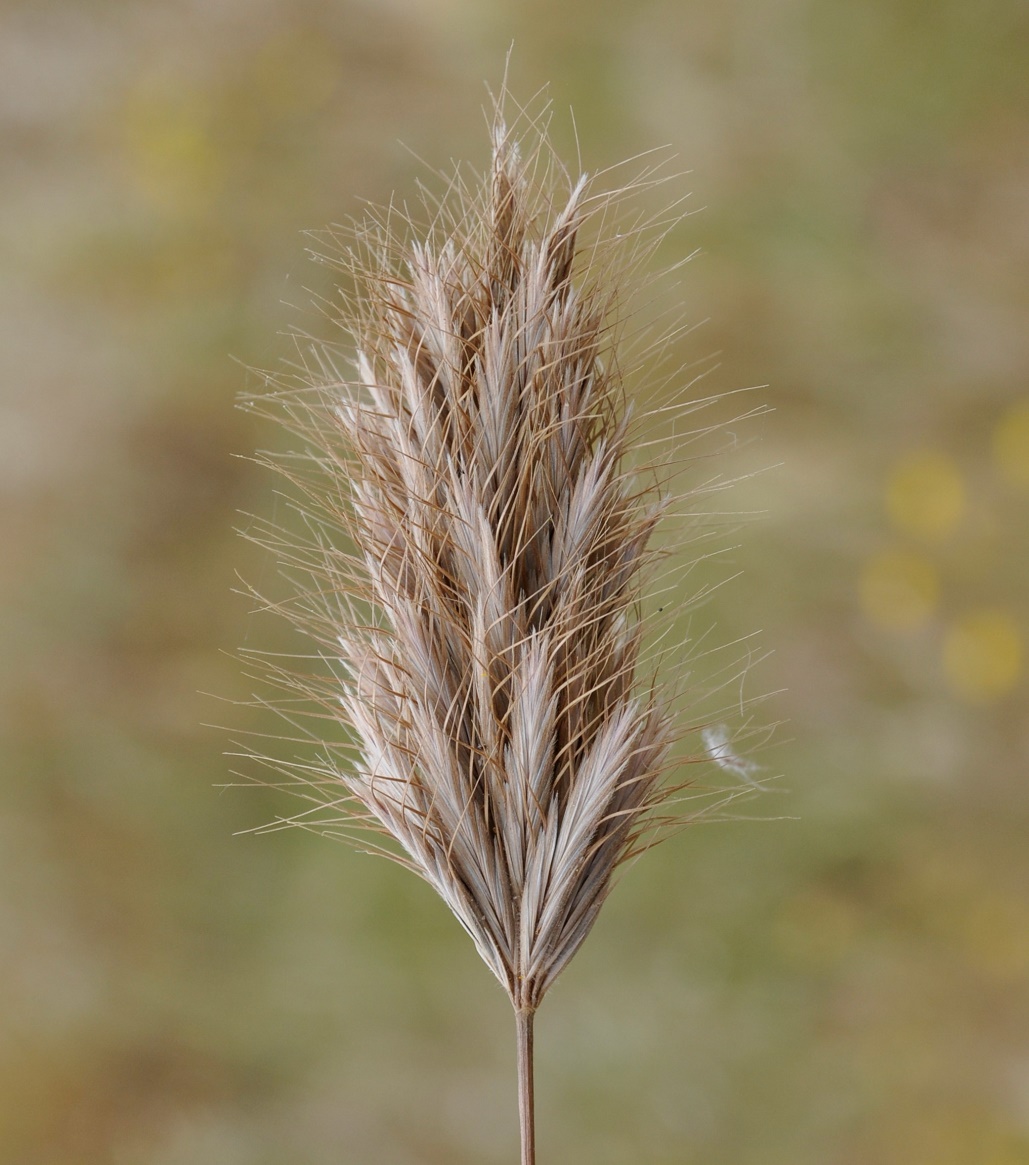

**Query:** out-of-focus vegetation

left=3, top=1, right=1028, bottom=1162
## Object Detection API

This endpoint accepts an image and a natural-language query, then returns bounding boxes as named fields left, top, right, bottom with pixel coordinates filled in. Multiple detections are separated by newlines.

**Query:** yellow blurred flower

left=860, top=549, right=939, bottom=631
left=122, top=85, right=224, bottom=215
left=886, top=450, right=965, bottom=542
left=993, top=400, right=1029, bottom=489
left=943, top=609, right=1022, bottom=703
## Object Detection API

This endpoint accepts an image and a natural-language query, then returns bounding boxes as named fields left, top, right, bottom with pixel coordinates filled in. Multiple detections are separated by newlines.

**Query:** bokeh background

left=3, top=1, right=1029, bottom=1162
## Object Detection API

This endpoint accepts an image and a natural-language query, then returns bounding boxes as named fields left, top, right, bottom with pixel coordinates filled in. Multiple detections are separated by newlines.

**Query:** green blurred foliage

left=2, top=0, right=1028, bottom=1161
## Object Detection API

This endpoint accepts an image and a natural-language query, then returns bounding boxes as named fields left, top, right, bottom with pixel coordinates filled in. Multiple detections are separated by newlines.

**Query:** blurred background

left=3, top=0, right=1028, bottom=1162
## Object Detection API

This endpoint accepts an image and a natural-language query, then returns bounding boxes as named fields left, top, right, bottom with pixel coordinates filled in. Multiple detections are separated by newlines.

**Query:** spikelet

left=239, top=98, right=746, bottom=1163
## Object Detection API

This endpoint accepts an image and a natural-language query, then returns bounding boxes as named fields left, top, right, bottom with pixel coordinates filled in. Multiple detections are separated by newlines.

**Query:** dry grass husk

left=238, top=94, right=753, bottom=1164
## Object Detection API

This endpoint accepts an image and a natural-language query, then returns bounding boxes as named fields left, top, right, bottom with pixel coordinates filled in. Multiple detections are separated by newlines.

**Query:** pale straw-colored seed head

left=239, top=99, right=757, bottom=1018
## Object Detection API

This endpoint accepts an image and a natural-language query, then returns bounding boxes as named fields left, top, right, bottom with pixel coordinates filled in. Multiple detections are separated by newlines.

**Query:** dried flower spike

left=242, top=98, right=731, bottom=1164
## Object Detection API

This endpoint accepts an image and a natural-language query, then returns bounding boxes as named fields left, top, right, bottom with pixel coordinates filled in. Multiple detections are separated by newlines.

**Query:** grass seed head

left=239, top=97, right=751, bottom=1014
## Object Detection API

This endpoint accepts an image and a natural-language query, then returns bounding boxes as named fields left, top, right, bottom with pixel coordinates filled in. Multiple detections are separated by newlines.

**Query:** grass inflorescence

left=235, top=92, right=769, bottom=1164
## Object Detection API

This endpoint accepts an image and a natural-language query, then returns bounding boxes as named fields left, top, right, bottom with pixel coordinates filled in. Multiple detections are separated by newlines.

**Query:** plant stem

left=516, top=1008, right=535, bottom=1165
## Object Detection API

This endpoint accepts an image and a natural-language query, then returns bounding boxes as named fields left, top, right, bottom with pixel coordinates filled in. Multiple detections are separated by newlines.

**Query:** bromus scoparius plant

left=239, top=96, right=765, bottom=1165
